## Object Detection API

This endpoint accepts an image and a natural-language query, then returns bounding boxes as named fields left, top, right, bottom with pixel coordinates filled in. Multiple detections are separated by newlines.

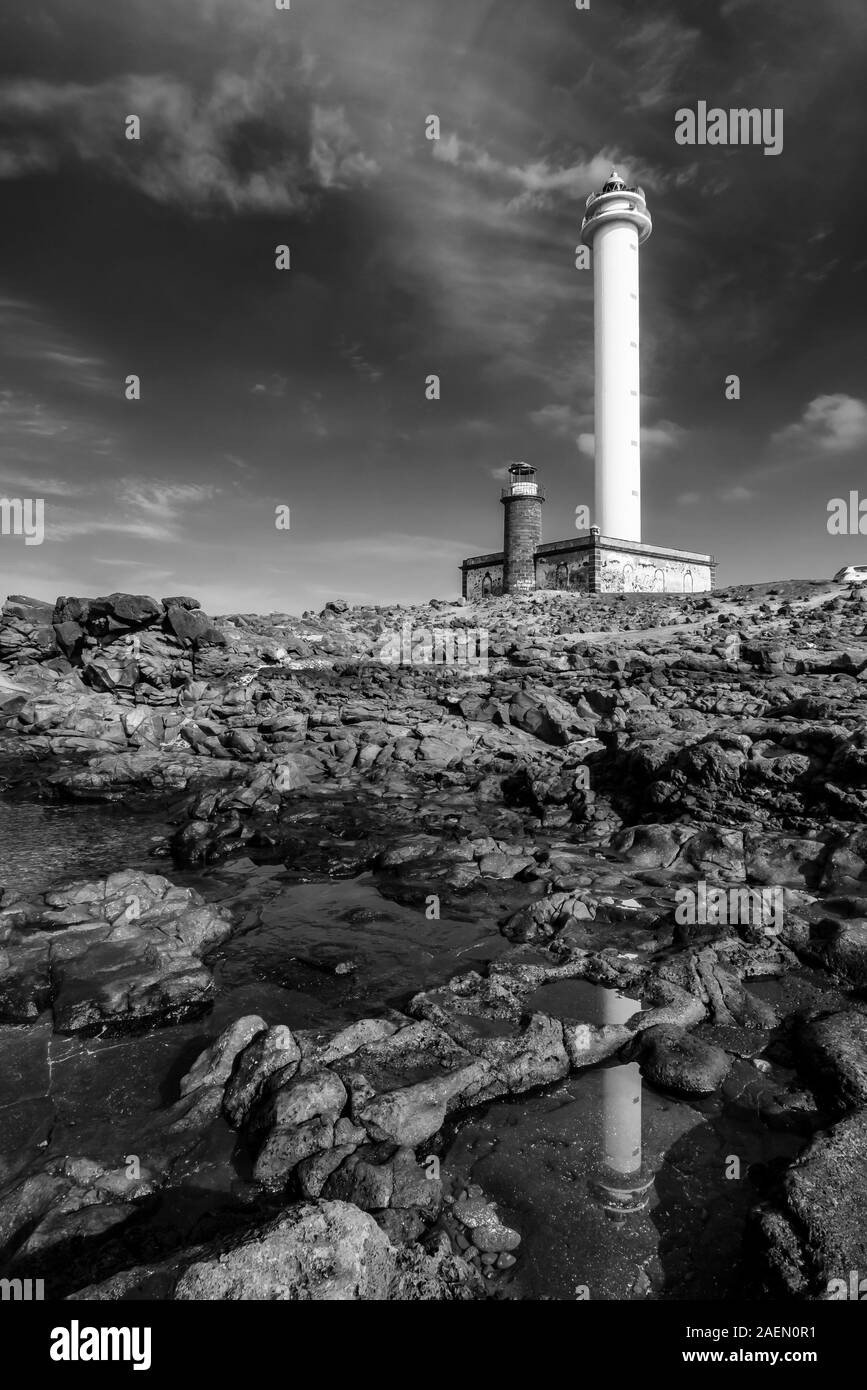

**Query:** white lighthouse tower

left=581, top=171, right=652, bottom=543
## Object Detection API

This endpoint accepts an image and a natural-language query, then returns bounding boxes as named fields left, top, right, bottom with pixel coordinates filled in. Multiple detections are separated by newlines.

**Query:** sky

left=0, top=0, right=865, bottom=615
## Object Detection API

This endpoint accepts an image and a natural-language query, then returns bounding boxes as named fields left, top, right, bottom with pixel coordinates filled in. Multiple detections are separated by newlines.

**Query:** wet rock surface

left=1, top=579, right=867, bottom=1299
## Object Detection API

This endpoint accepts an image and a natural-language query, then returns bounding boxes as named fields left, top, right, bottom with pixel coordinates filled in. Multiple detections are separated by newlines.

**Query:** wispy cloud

left=118, top=481, right=218, bottom=519
left=0, top=300, right=112, bottom=395
left=336, top=336, right=382, bottom=385
left=529, top=403, right=592, bottom=438
left=575, top=422, right=686, bottom=460
left=48, top=516, right=180, bottom=543
left=310, top=105, right=379, bottom=190
left=47, top=479, right=218, bottom=544
left=431, top=135, right=622, bottom=213
left=251, top=375, right=288, bottom=398
left=0, top=388, right=115, bottom=470
left=618, top=16, right=701, bottom=112
left=0, top=466, right=82, bottom=497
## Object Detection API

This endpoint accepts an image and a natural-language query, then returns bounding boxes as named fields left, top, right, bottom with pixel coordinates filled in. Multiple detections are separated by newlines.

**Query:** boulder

left=627, top=1024, right=731, bottom=1095
left=161, top=596, right=201, bottom=611
left=178, top=1015, right=267, bottom=1098
left=797, top=1011, right=867, bottom=1114
left=165, top=607, right=213, bottom=645
left=103, top=593, right=163, bottom=626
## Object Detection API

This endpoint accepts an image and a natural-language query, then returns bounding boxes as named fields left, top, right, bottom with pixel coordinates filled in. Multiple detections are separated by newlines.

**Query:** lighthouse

left=501, top=462, right=545, bottom=594
left=580, top=171, right=652, bottom=543
left=460, top=171, right=717, bottom=600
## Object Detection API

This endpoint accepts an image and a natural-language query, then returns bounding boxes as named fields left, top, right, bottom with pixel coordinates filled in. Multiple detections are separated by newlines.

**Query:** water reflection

left=587, top=986, right=655, bottom=1220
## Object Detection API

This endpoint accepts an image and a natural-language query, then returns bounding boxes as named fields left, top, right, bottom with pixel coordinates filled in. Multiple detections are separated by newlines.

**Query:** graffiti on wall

left=536, top=554, right=591, bottom=592
left=465, top=565, right=504, bottom=599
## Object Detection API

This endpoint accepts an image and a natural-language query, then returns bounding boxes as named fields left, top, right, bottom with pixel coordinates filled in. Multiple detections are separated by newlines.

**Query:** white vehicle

left=833, top=565, right=867, bottom=585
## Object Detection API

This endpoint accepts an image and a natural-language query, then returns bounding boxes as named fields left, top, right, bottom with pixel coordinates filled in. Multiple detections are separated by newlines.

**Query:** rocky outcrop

left=0, top=870, right=232, bottom=1032
left=2, top=576, right=867, bottom=1303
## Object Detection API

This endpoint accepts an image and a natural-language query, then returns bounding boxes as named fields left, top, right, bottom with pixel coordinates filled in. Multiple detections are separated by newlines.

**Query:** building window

left=482, top=571, right=493, bottom=597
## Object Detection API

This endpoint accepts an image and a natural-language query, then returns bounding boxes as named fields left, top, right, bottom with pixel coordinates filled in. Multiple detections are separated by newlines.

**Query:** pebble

left=471, top=1223, right=521, bottom=1254
left=496, top=1253, right=517, bottom=1270
left=453, top=1196, right=494, bottom=1227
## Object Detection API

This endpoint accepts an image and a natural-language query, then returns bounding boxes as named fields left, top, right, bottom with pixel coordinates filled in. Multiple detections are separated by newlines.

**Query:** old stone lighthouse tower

left=501, top=462, right=545, bottom=593
left=460, top=169, right=716, bottom=600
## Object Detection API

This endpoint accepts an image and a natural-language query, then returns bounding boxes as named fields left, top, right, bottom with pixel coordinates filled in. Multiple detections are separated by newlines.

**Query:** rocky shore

left=1, top=578, right=866, bottom=1299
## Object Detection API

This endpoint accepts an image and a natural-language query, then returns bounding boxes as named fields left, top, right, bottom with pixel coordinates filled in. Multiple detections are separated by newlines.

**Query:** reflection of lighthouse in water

left=590, top=988, right=655, bottom=1219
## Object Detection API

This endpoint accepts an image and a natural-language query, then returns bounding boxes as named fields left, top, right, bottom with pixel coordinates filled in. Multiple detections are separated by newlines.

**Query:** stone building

left=461, top=465, right=716, bottom=599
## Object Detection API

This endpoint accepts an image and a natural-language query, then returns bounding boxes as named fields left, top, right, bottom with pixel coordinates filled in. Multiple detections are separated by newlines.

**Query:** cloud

left=529, top=404, right=592, bottom=438
left=0, top=388, right=115, bottom=467
left=337, top=337, right=382, bottom=384
left=0, top=390, right=76, bottom=440
left=0, top=62, right=379, bottom=215
left=118, top=481, right=218, bottom=520
left=310, top=105, right=379, bottom=190
left=718, top=485, right=755, bottom=503
left=641, top=421, right=687, bottom=457
left=431, top=135, right=630, bottom=213
left=575, top=422, right=685, bottom=459
left=47, top=478, right=218, bottom=544
left=251, top=375, right=288, bottom=397
left=618, top=17, right=701, bottom=112
left=0, top=300, right=112, bottom=395
left=770, top=395, right=867, bottom=455
left=0, top=466, right=81, bottom=497
left=299, top=395, right=329, bottom=439
left=48, top=516, right=179, bottom=543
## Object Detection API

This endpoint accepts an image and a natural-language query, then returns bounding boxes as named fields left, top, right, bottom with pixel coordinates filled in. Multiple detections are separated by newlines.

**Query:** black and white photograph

left=0, top=0, right=865, bottom=1358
